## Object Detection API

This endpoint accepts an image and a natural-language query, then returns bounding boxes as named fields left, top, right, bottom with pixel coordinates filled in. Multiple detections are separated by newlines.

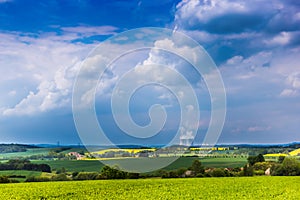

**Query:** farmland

left=30, top=157, right=247, bottom=172
left=0, top=148, right=53, bottom=160
left=0, top=144, right=298, bottom=183
left=0, top=176, right=299, bottom=199
left=0, top=170, right=41, bottom=182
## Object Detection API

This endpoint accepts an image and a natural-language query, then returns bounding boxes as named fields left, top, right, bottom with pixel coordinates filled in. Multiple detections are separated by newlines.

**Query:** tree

left=243, top=164, right=254, bottom=176
left=278, top=156, right=285, bottom=163
left=191, top=160, right=204, bottom=175
left=247, top=154, right=265, bottom=166
left=100, top=165, right=128, bottom=179
left=282, top=157, right=300, bottom=176
left=256, top=154, right=265, bottom=163
left=0, top=160, right=51, bottom=172
left=38, top=164, right=51, bottom=173
left=247, top=156, right=257, bottom=166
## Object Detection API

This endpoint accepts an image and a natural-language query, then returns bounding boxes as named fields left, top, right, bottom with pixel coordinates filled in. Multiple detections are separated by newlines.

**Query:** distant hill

left=212, top=142, right=300, bottom=149
left=0, top=144, right=39, bottom=153
left=1, top=142, right=300, bottom=154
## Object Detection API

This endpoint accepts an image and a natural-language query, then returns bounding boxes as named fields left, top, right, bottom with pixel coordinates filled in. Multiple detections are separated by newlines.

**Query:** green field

left=0, top=148, right=52, bottom=160
left=0, top=176, right=299, bottom=199
left=32, top=157, right=247, bottom=173
left=165, top=157, right=247, bottom=169
left=0, top=170, right=42, bottom=182
left=32, top=160, right=104, bottom=172
left=0, top=170, right=41, bottom=177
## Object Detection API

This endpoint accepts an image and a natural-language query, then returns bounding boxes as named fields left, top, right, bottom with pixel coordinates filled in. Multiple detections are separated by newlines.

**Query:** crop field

left=0, top=176, right=299, bottom=199
left=32, top=160, right=104, bottom=172
left=91, top=148, right=156, bottom=155
left=0, top=170, right=41, bottom=177
left=289, top=148, right=300, bottom=156
left=32, top=157, right=247, bottom=172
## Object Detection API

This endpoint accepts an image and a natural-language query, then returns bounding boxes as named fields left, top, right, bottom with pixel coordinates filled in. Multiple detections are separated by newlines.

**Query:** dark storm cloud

left=204, top=13, right=264, bottom=34
left=175, top=0, right=300, bottom=64
left=176, top=0, right=300, bottom=35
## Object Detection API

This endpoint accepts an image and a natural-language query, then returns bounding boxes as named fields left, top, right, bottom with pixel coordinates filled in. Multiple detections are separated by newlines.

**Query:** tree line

left=0, top=159, right=51, bottom=173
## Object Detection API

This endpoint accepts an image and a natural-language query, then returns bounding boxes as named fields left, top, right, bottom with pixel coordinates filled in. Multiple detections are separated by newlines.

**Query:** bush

left=161, top=171, right=178, bottom=178
left=242, top=165, right=254, bottom=176
left=196, top=173, right=204, bottom=178
left=99, top=165, right=128, bottom=179
left=271, top=157, right=300, bottom=176
left=72, top=171, right=79, bottom=178
left=9, top=179, right=20, bottom=183
left=282, top=157, right=300, bottom=176
left=25, top=176, right=50, bottom=182
left=232, top=167, right=241, bottom=172
left=0, top=176, right=10, bottom=183
left=211, top=169, right=226, bottom=177
left=8, top=175, right=26, bottom=178
left=253, top=162, right=271, bottom=171
left=254, top=170, right=265, bottom=176
left=75, top=172, right=99, bottom=180
left=56, top=167, right=66, bottom=174
left=128, top=173, right=139, bottom=179
left=271, top=163, right=284, bottom=176
left=176, top=168, right=187, bottom=177
left=51, top=174, right=70, bottom=181
left=228, top=171, right=239, bottom=177
left=0, top=175, right=20, bottom=183
left=153, top=169, right=167, bottom=177
left=168, top=171, right=179, bottom=178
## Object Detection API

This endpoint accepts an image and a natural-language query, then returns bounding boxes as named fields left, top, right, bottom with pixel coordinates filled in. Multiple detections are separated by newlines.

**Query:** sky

left=0, top=0, right=300, bottom=145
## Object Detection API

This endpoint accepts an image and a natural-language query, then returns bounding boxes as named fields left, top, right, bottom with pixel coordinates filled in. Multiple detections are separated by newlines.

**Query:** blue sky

left=0, top=0, right=300, bottom=145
